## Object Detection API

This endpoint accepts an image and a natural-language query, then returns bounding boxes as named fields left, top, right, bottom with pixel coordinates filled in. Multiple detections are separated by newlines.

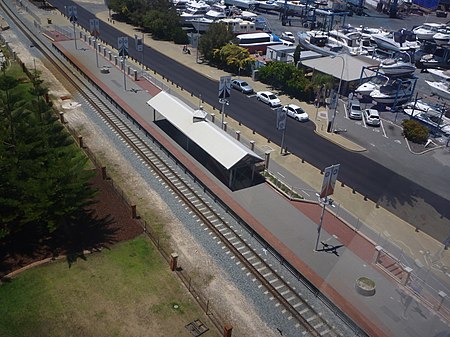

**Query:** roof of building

left=147, top=91, right=263, bottom=170
left=266, top=44, right=296, bottom=52
left=301, top=54, right=380, bottom=82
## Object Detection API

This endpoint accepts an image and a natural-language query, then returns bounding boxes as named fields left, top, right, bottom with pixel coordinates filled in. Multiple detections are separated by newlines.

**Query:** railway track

left=1, top=2, right=361, bottom=336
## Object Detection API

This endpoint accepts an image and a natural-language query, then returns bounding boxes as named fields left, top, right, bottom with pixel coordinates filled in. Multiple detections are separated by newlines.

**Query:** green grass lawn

left=0, top=236, right=217, bottom=337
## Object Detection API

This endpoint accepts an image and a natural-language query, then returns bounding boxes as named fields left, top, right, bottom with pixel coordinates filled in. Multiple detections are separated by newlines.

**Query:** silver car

left=231, top=79, right=254, bottom=94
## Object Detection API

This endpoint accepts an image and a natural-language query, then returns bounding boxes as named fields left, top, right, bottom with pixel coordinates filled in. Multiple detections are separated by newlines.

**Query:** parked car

left=281, top=31, right=295, bottom=42
left=348, top=99, right=362, bottom=120
left=256, top=91, right=281, bottom=107
left=363, top=108, right=381, bottom=126
left=231, top=79, right=254, bottom=94
left=282, top=104, right=309, bottom=122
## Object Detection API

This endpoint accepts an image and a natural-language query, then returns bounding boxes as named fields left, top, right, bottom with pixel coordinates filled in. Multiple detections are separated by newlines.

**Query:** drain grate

left=185, top=319, right=209, bottom=337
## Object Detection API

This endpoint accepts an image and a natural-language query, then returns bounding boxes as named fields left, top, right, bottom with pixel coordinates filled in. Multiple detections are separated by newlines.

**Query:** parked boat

left=256, top=0, right=280, bottom=10
left=370, top=79, right=415, bottom=105
left=403, top=100, right=450, bottom=134
left=428, top=68, right=450, bottom=81
left=297, top=31, right=338, bottom=56
left=425, top=80, right=450, bottom=100
left=412, top=23, right=446, bottom=40
left=371, top=30, right=421, bottom=52
left=433, top=31, right=450, bottom=46
left=327, top=29, right=367, bottom=55
left=355, top=75, right=389, bottom=96
left=418, top=48, right=450, bottom=69
left=179, top=1, right=210, bottom=24
left=379, top=58, right=416, bottom=76
left=224, top=0, right=258, bottom=9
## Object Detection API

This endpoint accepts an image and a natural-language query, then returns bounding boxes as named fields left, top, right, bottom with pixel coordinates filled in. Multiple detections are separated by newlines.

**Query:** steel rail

left=1, top=2, right=350, bottom=336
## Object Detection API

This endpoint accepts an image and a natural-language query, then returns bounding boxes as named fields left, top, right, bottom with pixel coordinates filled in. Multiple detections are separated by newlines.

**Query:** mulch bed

left=0, top=169, right=143, bottom=278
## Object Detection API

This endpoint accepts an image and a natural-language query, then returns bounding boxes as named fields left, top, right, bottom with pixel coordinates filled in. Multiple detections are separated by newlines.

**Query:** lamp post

left=329, top=55, right=345, bottom=133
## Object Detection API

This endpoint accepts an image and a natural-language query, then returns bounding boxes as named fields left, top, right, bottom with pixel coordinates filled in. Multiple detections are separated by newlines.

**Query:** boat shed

left=301, top=54, right=380, bottom=95
left=146, top=91, right=264, bottom=190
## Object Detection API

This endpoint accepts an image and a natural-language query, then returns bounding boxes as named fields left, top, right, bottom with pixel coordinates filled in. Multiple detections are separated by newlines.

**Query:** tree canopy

left=0, top=69, right=96, bottom=240
left=198, top=24, right=234, bottom=63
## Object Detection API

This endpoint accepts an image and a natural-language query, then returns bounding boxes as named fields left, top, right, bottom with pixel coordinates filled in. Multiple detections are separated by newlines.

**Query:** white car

left=281, top=31, right=295, bottom=42
left=282, top=104, right=309, bottom=122
left=256, top=91, right=281, bottom=107
left=363, top=108, right=381, bottom=126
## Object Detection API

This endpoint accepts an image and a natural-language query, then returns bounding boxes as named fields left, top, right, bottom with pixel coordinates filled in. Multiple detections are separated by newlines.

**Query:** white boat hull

left=380, top=64, right=416, bottom=76
left=370, top=93, right=411, bottom=104
left=426, top=80, right=450, bottom=100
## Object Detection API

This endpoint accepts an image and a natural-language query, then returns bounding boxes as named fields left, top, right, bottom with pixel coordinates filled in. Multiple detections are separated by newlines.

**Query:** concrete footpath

left=17, top=2, right=449, bottom=334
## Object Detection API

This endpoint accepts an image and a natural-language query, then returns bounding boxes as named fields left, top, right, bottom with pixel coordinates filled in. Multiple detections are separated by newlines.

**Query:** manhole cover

left=185, top=319, right=209, bottom=337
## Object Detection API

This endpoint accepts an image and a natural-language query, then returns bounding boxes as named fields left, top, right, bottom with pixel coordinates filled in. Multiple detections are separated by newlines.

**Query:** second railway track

left=0, top=2, right=365, bottom=336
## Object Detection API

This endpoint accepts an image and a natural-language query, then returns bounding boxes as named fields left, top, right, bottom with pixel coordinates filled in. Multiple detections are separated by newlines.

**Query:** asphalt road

left=46, top=0, right=449, bottom=242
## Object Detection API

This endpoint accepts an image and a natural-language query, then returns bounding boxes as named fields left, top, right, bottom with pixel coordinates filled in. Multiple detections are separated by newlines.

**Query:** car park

left=282, top=104, right=309, bottom=122
left=231, top=79, right=254, bottom=94
left=256, top=91, right=281, bottom=107
left=363, top=108, right=381, bottom=126
left=348, top=99, right=362, bottom=120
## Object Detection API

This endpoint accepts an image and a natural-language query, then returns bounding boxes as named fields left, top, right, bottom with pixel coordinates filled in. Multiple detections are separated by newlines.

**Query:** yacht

left=187, top=3, right=229, bottom=31
left=256, top=0, right=280, bottom=10
left=298, top=31, right=339, bottom=57
left=355, top=75, right=389, bottom=96
left=425, top=80, right=450, bottom=100
left=403, top=100, right=450, bottom=134
left=179, top=1, right=210, bottom=24
left=327, top=29, right=367, bottom=55
left=371, top=30, right=421, bottom=52
left=433, top=31, right=450, bottom=46
left=275, top=0, right=306, bottom=13
left=418, top=47, right=450, bottom=70
left=379, top=58, right=416, bottom=76
left=224, top=0, right=258, bottom=9
left=412, top=23, right=446, bottom=40
left=427, top=68, right=450, bottom=81
left=370, top=79, right=415, bottom=105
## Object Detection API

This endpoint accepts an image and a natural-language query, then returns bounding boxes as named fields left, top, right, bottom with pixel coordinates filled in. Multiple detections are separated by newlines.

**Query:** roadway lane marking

left=380, top=120, right=388, bottom=138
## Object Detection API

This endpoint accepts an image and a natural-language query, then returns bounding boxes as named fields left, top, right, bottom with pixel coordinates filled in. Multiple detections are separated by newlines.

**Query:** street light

left=329, top=55, right=345, bottom=133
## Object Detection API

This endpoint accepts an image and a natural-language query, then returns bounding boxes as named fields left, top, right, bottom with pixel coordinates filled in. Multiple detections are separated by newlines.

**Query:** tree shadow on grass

left=0, top=209, right=118, bottom=277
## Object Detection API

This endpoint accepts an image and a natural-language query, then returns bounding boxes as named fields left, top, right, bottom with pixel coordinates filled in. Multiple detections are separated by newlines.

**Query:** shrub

left=402, top=119, right=429, bottom=143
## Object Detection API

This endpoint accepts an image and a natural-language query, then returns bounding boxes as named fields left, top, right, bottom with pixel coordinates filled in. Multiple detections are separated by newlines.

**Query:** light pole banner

left=219, top=76, right=231, bottom=98
left=276, top=108, right=287, bottom=130
left=89, top=19, right=100, bottom=37
left=118, top=37, right=129, bottom=57
left=135, top=35, right=143, bottom=52
left=320, top=164, right=340, bottom=198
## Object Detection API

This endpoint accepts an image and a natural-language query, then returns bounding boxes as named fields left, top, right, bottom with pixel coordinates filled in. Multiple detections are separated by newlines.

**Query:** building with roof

left=146, top=92, right=264, bottom=190
left=300, top=54, right=380, bottom=95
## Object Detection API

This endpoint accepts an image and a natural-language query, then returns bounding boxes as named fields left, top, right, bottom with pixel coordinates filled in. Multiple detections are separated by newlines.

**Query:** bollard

left=131, top=205, right=137, bottom=219
left=170, top=253, right=178, bottom=271
left=103, top=47, right=106, bottom=57
left=236, top=130, right=241, bottom=141
left=267, top=138, right=270, bottom=143
left=88, top=37, right=91, bottom=46
left=101, top=166, right=107, bottom=180
left=223, top=324, right=233, bottom=337
left=211, top=113, right=215, bottom=123
left=352, top=188, right=356, bottom=194
left=223, top=122, right=228, bottom=132
left=341, top=182, right=345, bottom=187
left=264, top=151, right=271, bottom=170
left=114, top=56, right=118, bottom=66
left=59, top=112, right=64, bottom=123
left=108, top=51, right=112, bottom=61
left=301, top=158, right=305, bottom=163
left=364, top=196, right=368, bottom=201
left=128, top=66, right=131, bottom=75
left=252, top=130, right=255, bottom=134
left=78, top=136, right=83, bottom=148
left=134, top=69, right=138, bottom=81
left=250, top=140, right=255, bottom=151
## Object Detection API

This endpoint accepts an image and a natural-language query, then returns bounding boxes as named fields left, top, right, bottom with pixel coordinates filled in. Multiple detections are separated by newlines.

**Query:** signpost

left=315, top=164, right=340, bottom=251
left=67, top=6, right=78, bottom=49
left=276, top=107, right=287, bottom=153
left=135, top=34, right=144, bottom=76
left=118, top=37, right=129, bottom=91
left=219, top=76, right=231, bottom=129
left=89, top=19, right=100, bottom=67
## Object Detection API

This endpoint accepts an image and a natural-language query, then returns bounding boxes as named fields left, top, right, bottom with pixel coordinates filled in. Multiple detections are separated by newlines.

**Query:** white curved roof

left=147, top=91, right=263, bottom=170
